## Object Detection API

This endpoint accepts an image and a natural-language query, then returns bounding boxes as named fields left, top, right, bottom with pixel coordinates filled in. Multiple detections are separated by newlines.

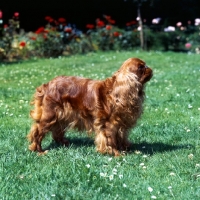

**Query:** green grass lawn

left=0, top=51, right=200, bottom=199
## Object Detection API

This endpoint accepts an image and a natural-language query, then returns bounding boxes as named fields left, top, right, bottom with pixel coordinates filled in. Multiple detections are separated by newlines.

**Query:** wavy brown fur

left=27, top=58, right=153, bottom=156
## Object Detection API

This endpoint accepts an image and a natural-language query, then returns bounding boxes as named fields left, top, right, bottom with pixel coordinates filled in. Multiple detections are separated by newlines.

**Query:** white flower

left=140, top=163, right=145, bottom=166
left=195, top=164, right=200, bottom=167
left=148, top=187, right=153, bottom=192
left=151, top=195, right=157, bottom=199
left=152, top=18, right=161, bottom=24
left=188, top=104, right=193, bottom=109
left=119, top=174, right=123, bottom=179
left=19, top=100, right=24, bottom=104
left=109, top=175, right=114, bottom=181
left=170, top=172, right=176, bottom=176
left=168, top=186, right=172, bottom=189
left=195, top=18, right=200, bottom=26
left=164, top=26, right=175, bottom=32
left=188, top=154, right=194, bottom=159
left=108, top=158, right=112, bottom=161
left=85, top=164, right=90, bottom=168
left=112, top=168, right=117, bottom=174
left=123, top=183, right=127, bottom=188
left=100, top=172, right=107, bottom=177
left=137, top=26, right=141, bottom=31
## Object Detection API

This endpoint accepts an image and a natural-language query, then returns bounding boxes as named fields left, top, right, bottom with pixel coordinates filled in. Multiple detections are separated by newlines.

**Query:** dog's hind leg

left=27, top=123, right=48, bottom=153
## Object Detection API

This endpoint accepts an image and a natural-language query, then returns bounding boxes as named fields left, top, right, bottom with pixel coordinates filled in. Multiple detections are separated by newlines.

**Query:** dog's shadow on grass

left=130, top=142, right=192, bottom=155
left=45, top=136, right=94, bottom=151
left=45, top=137, right=192, bottom=156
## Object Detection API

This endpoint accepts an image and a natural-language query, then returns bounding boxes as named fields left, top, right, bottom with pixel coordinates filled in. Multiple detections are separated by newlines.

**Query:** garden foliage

left=0, top=13, right=200, bottom=62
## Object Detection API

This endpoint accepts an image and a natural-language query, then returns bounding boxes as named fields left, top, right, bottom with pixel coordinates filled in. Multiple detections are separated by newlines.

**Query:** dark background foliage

left=1, top=0, right=200, bottom=32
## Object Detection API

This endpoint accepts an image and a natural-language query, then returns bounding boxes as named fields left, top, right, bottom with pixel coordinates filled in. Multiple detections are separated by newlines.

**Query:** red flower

left=43, top=29, right=49, bottom=33
left=4, top=24, right=8, bottom=29
left=19, top=41, right=26, bottom=47
left=43, top=34, right=47, bottom=39
left=45, top=16, right=53, bottom=23
left=126, top=20, right=137, bottom=26
left=86, top=24, right=95, bottom=29
left=104, top=15, right=111, bottom=20
left=106, top=25, right=112, bottom=30
left=108, top=19, right=115, bottom=24
left=58, top=18, right=66, bottom=23
left=35, top=27, right=45, bottom=34
left=64, top=27, right=72, bottom=33
left=113, top=32, right=120, bottom=37
left=96, top=19, right=105, bottom=27
left=30, top=37, right=36, bottom=40
left=14, top=12, right=19, bottom=17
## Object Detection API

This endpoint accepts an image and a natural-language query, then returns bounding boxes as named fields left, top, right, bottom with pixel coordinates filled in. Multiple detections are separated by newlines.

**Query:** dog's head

left=119, top=58, right=153, bottom=84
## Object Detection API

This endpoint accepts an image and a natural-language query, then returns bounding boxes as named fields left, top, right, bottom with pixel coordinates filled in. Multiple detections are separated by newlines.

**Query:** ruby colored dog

left=27, top=58, right=153, bottom=156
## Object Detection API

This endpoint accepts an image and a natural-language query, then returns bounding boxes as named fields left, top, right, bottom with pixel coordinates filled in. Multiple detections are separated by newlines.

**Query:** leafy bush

left=0, top=13, right=200, bottom=62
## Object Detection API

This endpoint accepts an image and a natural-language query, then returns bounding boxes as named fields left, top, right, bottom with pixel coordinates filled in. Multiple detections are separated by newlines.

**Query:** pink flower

left=64, top=27, right=72, bottom=33
left=14, top=12, right=19, bottom=17
left=185, top=43, right=192, bottom=49
left=0, top=10, right=3, bottom=19
left=176, top=22, right=182, bottom=27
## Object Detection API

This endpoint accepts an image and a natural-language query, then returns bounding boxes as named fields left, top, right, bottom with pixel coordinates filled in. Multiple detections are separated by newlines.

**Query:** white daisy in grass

left=148, top=187, right=153, bottom=192
left=109, top=175, right=114, bottom=181
left=85, top=164, right=90, bottom=168
left=112, top=168, right=117, bottom=175
left=100, top=172, right=107, bottom=177
left=151, top=195, right=157, bottom=199
left=140, top=163, right=145, bottom=166
left=119, top=174, right=123, bottom=179
left=123, top=183, right=127, bottom=188
left=188, top=104, right=193, bottom=109
left=188, top=154, right=194, bottom=159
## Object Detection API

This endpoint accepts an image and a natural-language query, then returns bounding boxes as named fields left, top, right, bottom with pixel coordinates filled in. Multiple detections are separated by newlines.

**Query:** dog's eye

left=138, top=65, right=144, bottom=70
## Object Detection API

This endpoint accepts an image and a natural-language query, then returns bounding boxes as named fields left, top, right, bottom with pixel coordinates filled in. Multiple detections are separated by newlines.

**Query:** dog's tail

left=30, top=84, right=47, bottom=122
